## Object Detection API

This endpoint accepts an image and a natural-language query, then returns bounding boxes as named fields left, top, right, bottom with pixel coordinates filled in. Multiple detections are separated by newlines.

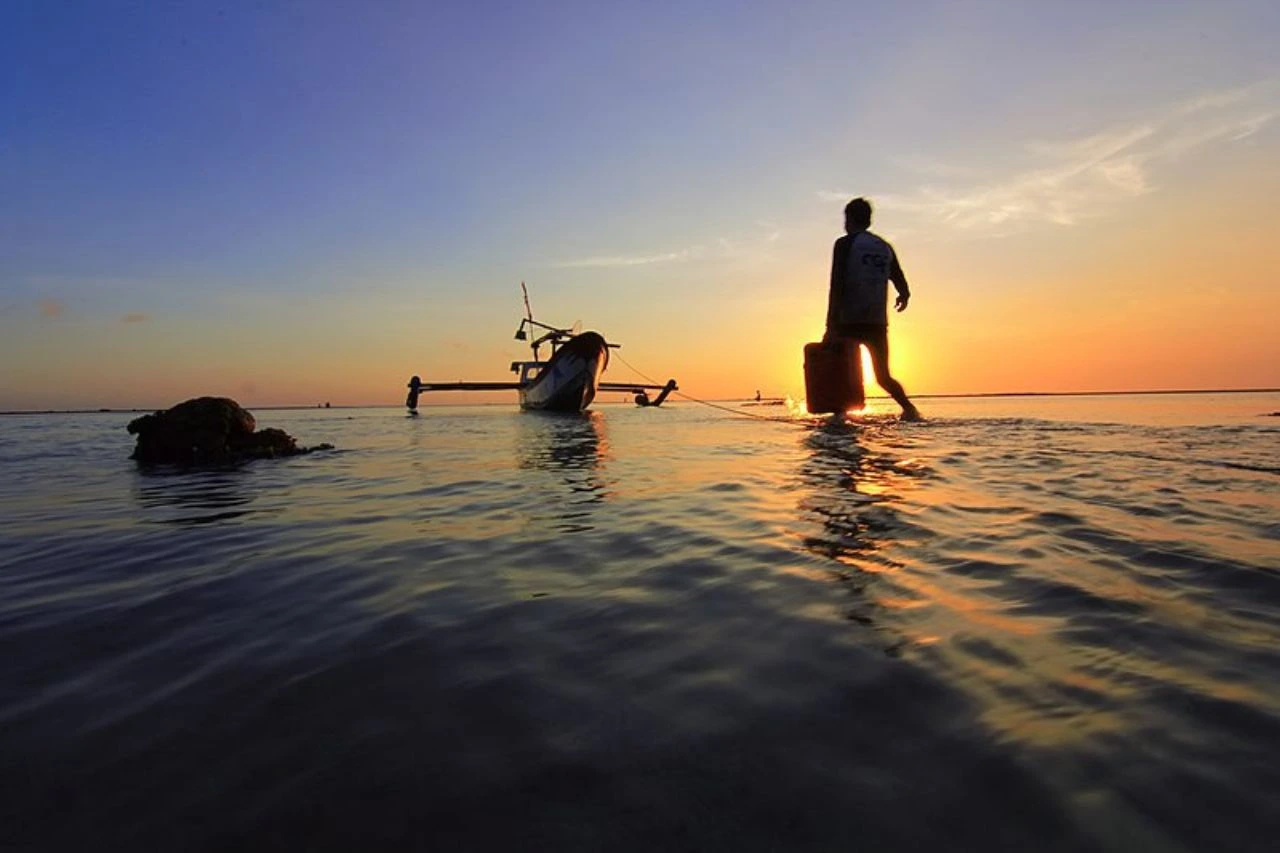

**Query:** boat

left=741, top=389, right=787, bottom=407
left=406, top=287, right=678, bottom=414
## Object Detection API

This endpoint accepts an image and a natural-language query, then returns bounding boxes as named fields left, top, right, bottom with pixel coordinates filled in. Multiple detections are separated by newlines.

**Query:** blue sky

left=3, top=1, right=1278, bottom=408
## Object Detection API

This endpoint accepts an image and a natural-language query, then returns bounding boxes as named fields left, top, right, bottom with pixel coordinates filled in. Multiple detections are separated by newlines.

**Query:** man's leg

left=864, top=331, right=920, bottom=419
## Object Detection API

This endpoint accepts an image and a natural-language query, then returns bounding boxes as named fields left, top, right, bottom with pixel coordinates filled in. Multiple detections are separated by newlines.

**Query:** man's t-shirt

left=833, top=230, right=902, bottom=327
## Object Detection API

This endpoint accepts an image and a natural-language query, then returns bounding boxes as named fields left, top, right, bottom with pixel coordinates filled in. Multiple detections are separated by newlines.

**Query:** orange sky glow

left=3, top=5, right=1278, bottom=410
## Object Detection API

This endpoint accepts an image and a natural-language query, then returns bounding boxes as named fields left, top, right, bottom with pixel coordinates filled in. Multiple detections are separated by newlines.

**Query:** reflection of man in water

left=825, top=198, right=920, bottom=420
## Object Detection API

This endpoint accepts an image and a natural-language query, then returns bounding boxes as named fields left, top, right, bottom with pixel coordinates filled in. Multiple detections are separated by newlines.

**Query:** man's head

left=844, top=197, right=872, bottom=233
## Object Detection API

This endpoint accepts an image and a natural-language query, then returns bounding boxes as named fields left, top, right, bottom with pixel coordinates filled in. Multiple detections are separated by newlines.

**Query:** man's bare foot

left=900, top=405, right=922, bottom=422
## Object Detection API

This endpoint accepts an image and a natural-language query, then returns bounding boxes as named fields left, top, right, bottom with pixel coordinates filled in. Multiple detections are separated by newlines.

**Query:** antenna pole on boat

left=521, top=281, right=534, bottom=325
left=520, top=281, right=540, bottom=361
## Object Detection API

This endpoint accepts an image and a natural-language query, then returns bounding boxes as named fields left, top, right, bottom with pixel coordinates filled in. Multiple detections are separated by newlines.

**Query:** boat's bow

left=519, top=331, right=609, bottom=412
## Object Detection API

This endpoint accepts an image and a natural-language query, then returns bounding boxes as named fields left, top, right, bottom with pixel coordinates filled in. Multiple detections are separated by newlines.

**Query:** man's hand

left=894, top=293, right=910, bottom=312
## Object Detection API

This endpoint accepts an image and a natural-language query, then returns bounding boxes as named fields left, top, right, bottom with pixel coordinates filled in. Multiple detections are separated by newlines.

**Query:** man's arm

left=826, top=236, right=847, bottom=336
left=889, top=250, right=910, bottom=312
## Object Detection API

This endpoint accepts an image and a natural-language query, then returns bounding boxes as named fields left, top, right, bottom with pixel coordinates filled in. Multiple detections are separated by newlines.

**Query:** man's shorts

left=830, top=323, right=888, bottom=349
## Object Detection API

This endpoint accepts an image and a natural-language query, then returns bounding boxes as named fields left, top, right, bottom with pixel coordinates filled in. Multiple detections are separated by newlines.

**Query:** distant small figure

left=755, top=389, right=762, bottom=402
left=824, top=197, right=920, bottom=420
left=324, top=401, right=331, bottom=409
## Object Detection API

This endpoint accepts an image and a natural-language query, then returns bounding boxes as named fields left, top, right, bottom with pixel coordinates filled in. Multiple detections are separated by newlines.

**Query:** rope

left=611, top=349, right=814, bottom=427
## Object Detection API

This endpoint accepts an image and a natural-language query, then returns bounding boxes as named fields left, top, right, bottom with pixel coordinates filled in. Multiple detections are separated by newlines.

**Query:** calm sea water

left=2, top=393, right=1278, bottom=851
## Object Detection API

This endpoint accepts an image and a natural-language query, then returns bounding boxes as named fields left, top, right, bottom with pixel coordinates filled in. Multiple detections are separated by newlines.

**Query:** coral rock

left=127, top=397, right=330, bottom=465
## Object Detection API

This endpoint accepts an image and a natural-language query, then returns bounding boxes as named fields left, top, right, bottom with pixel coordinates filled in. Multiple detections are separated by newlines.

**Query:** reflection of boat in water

left=517, top=411, right=606, bottom=473
left=406, top=285, right=678, bottom=414
left=515, top=411, right=611, bottom=533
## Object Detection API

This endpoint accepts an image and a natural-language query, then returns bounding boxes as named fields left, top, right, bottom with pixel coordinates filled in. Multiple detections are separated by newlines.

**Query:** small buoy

left=634, top=391, right=650, bottom=406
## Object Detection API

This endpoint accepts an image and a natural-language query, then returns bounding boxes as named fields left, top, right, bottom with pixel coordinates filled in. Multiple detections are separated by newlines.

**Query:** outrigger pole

left=602, top=379, right=679, bottom=407
left=405, top=376, right=678, bottom=411
left=405, top=377, right=522, bottom=411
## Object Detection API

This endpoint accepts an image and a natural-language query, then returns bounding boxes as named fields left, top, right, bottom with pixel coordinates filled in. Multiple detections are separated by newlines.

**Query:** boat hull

left=519, top=332, right=609, bottom=412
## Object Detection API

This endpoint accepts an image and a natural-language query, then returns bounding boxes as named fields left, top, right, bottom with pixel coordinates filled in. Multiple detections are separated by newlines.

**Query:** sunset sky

left=3, top=0, right=1278, bottom=410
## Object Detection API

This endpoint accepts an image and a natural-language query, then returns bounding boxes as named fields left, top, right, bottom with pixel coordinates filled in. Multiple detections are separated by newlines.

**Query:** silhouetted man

left=825, top=197, right=920, bottom=420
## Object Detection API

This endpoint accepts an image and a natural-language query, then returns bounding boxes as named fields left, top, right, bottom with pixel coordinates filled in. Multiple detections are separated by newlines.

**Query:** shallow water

left=2, top=393, right=1278, bottom=851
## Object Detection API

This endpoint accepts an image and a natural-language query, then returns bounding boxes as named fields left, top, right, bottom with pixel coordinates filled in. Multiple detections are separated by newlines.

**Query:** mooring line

left=611, top=350, right=814, bottom=427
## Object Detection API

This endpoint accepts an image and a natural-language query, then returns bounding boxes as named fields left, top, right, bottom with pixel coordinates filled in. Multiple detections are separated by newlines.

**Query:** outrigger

left=406, top=287, right=678, bottom=414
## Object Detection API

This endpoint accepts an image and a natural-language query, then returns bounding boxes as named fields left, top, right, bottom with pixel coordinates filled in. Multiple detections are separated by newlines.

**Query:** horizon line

left=2, top=386, right=1278, bottom=416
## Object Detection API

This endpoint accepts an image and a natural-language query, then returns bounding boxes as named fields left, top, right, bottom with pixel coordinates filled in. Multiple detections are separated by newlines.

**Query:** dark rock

left=127, top=396, right=332, bottom=465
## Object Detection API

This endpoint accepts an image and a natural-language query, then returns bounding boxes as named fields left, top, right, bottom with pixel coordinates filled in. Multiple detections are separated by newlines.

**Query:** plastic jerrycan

left=803, top=341, right=865, bottom=414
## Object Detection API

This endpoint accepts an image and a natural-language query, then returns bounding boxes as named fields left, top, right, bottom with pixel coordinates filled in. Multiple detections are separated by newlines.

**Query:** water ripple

left=1, top=401, right=1278, bottom=850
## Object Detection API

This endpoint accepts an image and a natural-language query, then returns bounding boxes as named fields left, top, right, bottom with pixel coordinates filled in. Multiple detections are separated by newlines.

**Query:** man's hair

left=844, top=197, right=872, bottom=228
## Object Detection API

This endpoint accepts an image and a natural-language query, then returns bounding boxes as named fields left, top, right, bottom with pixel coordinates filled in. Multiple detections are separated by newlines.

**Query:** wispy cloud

left=38, top=298, right=65, bottom=319
left=554, top=247, right=705, bottom=268
left=121, top=312, right=151, bottom=324
left=754, top=219, right=783, bottom=243
left=820, top=81, right=1277, bottom=236
left=554, top=224, right=784, bottom=269
left=887, top=155, right=987, bottom=180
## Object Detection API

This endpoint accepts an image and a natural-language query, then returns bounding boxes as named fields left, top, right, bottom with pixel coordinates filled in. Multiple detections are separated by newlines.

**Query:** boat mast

left=521, top=281, right=539, bottom=361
